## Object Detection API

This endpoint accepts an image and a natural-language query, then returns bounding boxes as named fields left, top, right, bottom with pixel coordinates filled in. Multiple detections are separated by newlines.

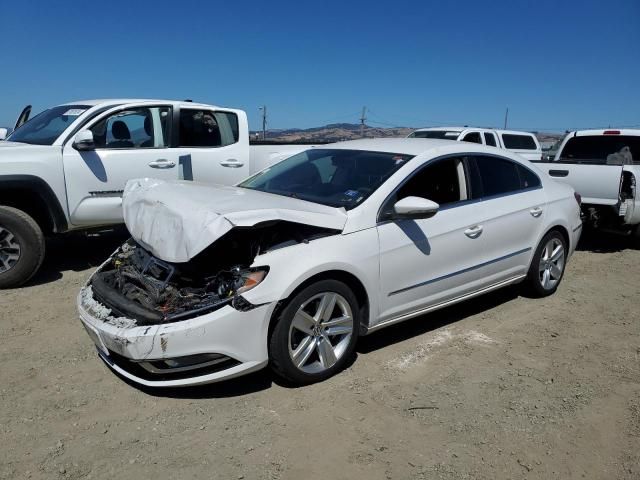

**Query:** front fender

left=241, top=228, right=380, bottom=323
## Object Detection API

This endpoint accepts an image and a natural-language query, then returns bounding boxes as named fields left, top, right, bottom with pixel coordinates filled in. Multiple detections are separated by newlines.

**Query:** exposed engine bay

left=90, top=222, right=338, bottom=325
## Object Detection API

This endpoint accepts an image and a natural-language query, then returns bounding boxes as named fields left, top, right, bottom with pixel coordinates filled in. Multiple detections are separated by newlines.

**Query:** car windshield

left=558, top=135, right=640, bottom=165
left=409, top=130, right=460, bottom=140
left=239, top=148, right=413, bottom=209
left=7, top=105, right=90, bottom=145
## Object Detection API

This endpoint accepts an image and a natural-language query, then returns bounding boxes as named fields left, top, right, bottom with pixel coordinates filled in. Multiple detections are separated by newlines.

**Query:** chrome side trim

left=573, top=224, right=583, bottom=232
left=367, top=275, right=526, bottom=334
left=388, top=247, right=532, bottom=296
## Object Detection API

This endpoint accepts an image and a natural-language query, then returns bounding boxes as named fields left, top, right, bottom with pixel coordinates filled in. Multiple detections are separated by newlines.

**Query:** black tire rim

left=0, top=226, right=21, bottom=274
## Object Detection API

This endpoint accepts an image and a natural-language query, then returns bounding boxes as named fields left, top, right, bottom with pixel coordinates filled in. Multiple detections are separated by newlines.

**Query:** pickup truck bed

left=532, top=129, right=640, bottom=233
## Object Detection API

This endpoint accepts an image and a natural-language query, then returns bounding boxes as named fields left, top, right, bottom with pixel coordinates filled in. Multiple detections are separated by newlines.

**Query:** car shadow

left=576, top=228, right=638, bottom=253
left=135, top=286, right=520, bottom=399
left=358, top=285, right=520, bottom=354
left=23, top=228, right=130, bottom=287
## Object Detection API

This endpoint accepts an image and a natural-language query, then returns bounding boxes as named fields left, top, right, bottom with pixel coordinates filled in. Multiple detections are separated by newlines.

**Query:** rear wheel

left=269, top=279, right=359, bottom=385
left=0, top=206, right=45, bottom=289
left=525, top=230, right=567, bottom=297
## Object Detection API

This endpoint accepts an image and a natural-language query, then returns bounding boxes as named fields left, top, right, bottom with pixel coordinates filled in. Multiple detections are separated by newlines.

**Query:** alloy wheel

left=288, top=292, right=354, bottom=374
left=538, top=237, right=565, bottom=290
left=0, top=226, right=21, bottom=274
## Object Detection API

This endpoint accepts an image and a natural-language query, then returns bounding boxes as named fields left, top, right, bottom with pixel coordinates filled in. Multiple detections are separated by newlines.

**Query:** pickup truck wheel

left=269, top=280, right=359, bottom=385
left=0, top=206, right=45, bottom=289
left=525, top=230, right=567, bottom=298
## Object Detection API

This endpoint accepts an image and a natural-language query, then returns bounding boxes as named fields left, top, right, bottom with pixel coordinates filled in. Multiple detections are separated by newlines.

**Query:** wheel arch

left=0, top=175, right=68, bottom=234
left=267, top=269, right=371, bottom=342
left=545, top=224, right=570, bottom=251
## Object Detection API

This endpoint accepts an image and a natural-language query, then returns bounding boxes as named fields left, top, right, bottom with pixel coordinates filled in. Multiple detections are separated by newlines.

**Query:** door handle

left=220, top=159, right=244, bottom=168
left=530, top=207, right=543, bottom=218
left=464, top=225, right=483, bottom=238
left=148, top=159, right=176, bottom=169
left=548, top=169, right=569, bottom=177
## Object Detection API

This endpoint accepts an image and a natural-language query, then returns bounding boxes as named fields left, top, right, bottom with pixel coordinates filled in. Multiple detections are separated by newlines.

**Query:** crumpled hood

left=123, top=178, right=348, bottom=263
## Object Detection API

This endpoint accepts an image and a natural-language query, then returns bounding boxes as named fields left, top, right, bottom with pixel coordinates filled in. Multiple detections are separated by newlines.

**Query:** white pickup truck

left=0, top=99, right=319, bottom=288
left=408, top=127, right=542, bottom=161
left=533, top=129, right=640, bottom=237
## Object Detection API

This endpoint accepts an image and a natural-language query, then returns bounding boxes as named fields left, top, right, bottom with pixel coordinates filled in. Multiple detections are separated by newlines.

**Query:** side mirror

left=393, top=196, right=439, bottom=219
left=0, top=128, right=8, bottom=141
left=73, top=130, right=95, bottom=151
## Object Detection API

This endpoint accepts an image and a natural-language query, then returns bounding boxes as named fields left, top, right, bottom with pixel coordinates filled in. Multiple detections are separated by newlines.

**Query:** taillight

left=574, top=191, right=582, bottom=206
left=603, top=130, right=620, bottom=135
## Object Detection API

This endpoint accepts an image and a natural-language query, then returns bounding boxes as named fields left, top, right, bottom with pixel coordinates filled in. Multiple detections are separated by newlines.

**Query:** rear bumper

left=570, top=222, right=582, bottom=256
left=77, top=287, right=275, bottom=387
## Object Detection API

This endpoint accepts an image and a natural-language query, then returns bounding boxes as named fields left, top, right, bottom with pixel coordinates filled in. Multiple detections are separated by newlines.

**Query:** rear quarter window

left=501, top=134, right=538, bottom=150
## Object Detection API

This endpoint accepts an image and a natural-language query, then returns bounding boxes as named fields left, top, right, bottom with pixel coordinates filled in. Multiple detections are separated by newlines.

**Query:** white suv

left=408, top=127, right=542, bottom=161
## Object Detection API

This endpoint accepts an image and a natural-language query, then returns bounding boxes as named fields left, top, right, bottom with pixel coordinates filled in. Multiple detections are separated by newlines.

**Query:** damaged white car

left=77, top=139, right=582, bottom=387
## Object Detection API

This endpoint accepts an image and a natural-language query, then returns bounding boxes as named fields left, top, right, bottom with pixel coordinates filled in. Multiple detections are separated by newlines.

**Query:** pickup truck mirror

left=73, top=130, right=95, bottom=151
left=393, top=196, right=439, bottom=219
left=0, top=128, right=9, bottom=141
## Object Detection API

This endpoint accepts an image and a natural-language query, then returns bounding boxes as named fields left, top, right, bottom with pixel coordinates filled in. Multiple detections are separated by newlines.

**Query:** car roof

left=412, top=127, right=538, bottom=137
left=412, top=126, right=465, bottom=133
left=571, top=129, right=640, bottom=137
left=58, top=99, right=219, bottom=109
left=495, top=129, right=537, bottom=136
left=327, top=138, right=459, bottom=155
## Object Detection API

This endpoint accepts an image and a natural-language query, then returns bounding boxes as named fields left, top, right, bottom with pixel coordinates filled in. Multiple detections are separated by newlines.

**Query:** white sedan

left=77, top=138, right=582, bottom=387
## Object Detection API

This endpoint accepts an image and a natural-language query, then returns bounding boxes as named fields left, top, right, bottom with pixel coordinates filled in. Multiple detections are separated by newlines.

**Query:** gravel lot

left=1, top=230, right=639, bottom=480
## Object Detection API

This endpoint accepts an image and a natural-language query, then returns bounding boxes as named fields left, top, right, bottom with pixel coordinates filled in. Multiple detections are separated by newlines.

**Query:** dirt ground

left=1, top=230, right=639, bottom=480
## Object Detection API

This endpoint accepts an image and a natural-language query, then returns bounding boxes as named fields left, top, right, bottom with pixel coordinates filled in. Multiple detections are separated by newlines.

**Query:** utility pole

left=503, top=107, right=509, bottom=129
left=360, top=106, right=367, bottom=138
left=259, top=105, right=267, bottom=140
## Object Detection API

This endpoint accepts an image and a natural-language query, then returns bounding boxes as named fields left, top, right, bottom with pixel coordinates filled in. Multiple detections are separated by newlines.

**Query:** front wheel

left=0, top=206, right=45, bottom=289
left=524, top=230, right=567, bottom=297
left=269, top=279, right=360, bottom=385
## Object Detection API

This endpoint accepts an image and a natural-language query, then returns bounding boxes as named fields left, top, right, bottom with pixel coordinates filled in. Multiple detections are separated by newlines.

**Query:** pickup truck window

left=239, top=149, right=413, bottom=209
left=484, top=132, right=497, bottom=147
left=409, top=130, right=460, bottom=140
left=461, top=132, right=482, bottom=144
left=470, top=155, right=540, bottom=198
left=501, top=134, right=537, bottom=150
left=90, top=107, right=170, bottom=149
left=7, top=105, right=90, bottom=145
left=179, top=110, right=239, bottom=147
left=558, top=135, right=639, bottom=165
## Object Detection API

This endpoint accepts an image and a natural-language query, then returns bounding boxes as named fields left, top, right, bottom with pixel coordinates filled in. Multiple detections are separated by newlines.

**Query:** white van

left=408, top=127, right=542, bottom=161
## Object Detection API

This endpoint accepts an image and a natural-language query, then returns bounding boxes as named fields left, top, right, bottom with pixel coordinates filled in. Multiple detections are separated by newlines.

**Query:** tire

left=269, top=279, right=360, bottom=385
left=524, top=230, right=567, bottom=298
left=0, top=206, right=45, bottom=289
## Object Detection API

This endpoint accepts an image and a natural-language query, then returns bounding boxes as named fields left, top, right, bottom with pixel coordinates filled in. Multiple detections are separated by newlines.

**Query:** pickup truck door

left=62, top=104, right=179, bottom=227
left=172, top=106, right=250, bottom=184
left=533, top=162, right=623, bottom=205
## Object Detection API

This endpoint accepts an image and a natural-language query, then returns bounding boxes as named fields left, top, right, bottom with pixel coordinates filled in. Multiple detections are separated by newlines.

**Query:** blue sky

left=1, top=0, right=638, bottom=132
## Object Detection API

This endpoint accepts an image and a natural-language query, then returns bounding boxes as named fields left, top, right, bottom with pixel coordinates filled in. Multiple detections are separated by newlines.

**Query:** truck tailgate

left=534, top=162, right=623, bottom=205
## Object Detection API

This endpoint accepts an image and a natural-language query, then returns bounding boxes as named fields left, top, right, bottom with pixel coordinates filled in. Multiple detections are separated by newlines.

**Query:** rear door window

left=179, top=109, right=239, bottom=147
left=469, top=155, right=539, bottom=198
left=501, top=134, right=537, bottom=150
